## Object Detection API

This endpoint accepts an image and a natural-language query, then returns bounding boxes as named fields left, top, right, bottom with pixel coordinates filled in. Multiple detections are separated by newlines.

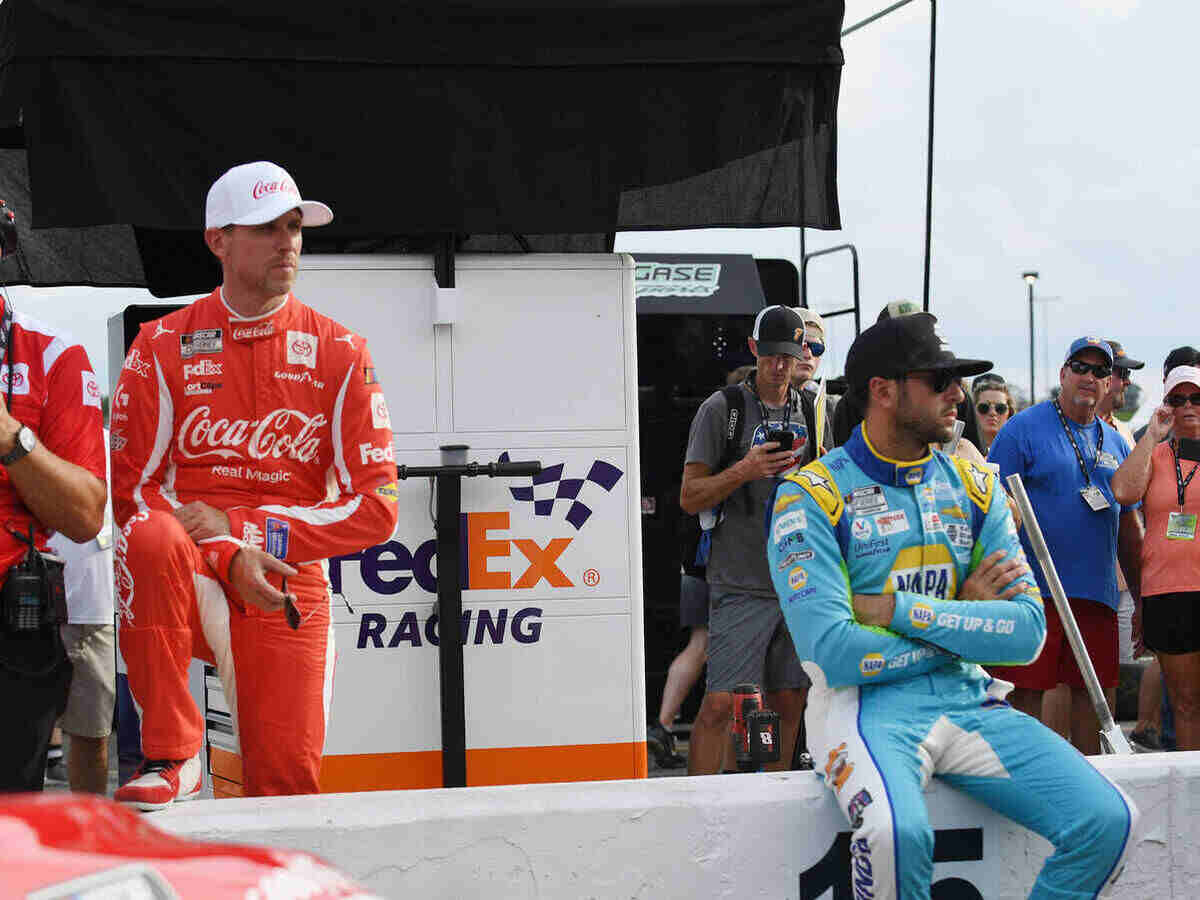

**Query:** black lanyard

left=0, top=299, right=12, bottom=410
left=1053, top=401, right=1102, bottom=486
left=748, top=370, right=793, bottom=431
left=1171, top=440, right=1199, bottom=510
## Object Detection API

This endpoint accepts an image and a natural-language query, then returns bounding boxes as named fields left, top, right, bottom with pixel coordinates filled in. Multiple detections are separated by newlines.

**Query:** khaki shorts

left=58, top=623, right=116, bottom=738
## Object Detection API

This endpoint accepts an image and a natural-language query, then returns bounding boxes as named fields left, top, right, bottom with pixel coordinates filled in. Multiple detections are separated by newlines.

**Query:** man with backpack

left=680, top=305, right=822, bottom=774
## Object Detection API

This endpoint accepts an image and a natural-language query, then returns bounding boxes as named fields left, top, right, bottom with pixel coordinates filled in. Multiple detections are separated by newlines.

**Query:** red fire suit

left=111, top=288, right=398, bottom=796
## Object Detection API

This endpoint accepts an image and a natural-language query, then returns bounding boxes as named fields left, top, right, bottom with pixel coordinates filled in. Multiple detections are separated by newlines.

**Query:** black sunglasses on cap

left=1067, top=359, right=1112, bottom=379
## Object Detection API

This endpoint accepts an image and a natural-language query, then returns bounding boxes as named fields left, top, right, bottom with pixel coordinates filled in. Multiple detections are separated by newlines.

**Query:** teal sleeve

left=887, top=483, right=1047, bottom=666
left=768, top=480, right=952, bottom=687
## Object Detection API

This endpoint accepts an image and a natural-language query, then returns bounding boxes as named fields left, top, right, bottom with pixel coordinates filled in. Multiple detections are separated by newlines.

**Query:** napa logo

left=859, top=653, right=885, bottom=677
left=886, top=545, right=957, bottom=601
left=904, top=467, right=923, bottom=486
left=788, top=566, right=808, bottom=590
left=909, top=602, right=935, bottom=630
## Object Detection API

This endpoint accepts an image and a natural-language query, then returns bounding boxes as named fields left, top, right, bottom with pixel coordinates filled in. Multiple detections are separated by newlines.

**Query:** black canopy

left=0, top=0, right=843, bottom=296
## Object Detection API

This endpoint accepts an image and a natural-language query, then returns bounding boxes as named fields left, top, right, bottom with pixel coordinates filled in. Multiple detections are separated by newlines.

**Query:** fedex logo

left=328, top=511, right=576, bottom=595
left=359, top=442, right=395, bottom=465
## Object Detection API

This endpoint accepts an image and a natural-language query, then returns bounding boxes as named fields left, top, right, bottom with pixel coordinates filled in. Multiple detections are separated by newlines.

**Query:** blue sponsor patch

left=265, top=517, right=289, bottom=559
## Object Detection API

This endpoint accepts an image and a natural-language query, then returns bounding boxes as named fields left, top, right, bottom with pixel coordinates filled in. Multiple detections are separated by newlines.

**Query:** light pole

left=1023, top=271, right=1039, bottom=403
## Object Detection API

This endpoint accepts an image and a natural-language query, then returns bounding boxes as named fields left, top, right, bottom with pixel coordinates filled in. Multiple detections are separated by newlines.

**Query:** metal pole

left=1028, top=281, right=1035, bottom=404
left=435, top=473, right=467, bottom=787
left=922, top=0, right=936, bottom=312
left=1005, top=474, right=1131, bottom=755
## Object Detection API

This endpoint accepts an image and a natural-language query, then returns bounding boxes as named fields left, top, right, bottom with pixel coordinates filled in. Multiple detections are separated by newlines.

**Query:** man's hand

left=173, top=501, right=232, bottom=541
left=852, top=593, right=896, bottom=627
left=960, top=549, right=1030, bottom=603
left=0, top=393, right=22, bottom=454
left=230, top=546, right=299, bottom=613
left=736, top=442, right=798, bottom=481
left=1131, top=598, right=1144, bottom=659
left=1147, top=404, right=1174, bottom=444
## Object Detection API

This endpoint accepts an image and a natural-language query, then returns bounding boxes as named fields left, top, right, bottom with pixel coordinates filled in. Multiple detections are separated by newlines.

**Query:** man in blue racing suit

left=768, top=313, right=1139, bottom=900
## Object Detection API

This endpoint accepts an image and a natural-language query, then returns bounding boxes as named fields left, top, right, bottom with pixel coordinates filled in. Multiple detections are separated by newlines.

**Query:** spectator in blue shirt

left=987, top=337, right=1144, bottom=755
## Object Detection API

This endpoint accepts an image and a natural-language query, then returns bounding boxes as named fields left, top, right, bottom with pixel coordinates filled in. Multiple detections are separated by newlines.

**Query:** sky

left=7, top=0, right=1197, bottom=427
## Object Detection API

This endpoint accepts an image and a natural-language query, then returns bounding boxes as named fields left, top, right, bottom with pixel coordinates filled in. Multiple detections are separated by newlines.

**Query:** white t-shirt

left=47, top=430, right=114, bottom=625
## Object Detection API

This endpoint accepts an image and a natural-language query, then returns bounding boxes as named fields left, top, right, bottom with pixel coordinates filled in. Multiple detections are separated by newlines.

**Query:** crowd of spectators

left=658, top=299, right=1188, bottom=774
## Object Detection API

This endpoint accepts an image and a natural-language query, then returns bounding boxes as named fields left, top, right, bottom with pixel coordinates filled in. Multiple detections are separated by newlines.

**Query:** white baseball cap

left=1164, top=365, right=1200, bottom=396
left=795, top=306, right=826, bottom=340
left=205, top=161, right=333, bottom=229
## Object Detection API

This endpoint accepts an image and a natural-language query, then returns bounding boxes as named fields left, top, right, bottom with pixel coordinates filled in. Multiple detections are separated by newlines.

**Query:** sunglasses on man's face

left=1113, top=366, right=1132, bottom=382
left=905, top=369, right=958, bottom=393
left=1165, top=392, right=1200, bottom=408
left=1067, top=359, right=1113, bottom=379
left=802, top=339, right=825, bottom=358
left=976, top=401, right=1008, bottom=416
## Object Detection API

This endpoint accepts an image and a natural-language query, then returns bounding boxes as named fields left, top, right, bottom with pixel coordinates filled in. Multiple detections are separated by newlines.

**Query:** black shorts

left=1144, top=592, right=1200, bottom=655
left=679, top=574, right=709, bottom=628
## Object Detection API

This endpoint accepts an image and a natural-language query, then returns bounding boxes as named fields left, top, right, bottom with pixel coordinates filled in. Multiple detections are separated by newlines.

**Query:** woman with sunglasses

left=1112, top=364, right=1200, bottom=750
left=972, top=374, right=1015, bottom=456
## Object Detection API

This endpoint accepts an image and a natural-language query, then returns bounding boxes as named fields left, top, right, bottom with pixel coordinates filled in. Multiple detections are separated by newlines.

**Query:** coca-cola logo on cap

left=252, top=179, right=300, bottom=200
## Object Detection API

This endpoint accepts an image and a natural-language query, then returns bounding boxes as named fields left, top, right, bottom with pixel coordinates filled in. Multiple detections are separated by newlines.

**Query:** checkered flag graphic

left=499, top=452, right=623, bottom=530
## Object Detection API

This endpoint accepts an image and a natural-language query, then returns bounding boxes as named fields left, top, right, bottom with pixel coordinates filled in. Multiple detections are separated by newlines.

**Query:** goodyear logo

left=909, top=602, right=935, bottom=630
left=859, top=653, right=885, bottom=677
left=788, top=566, right=808, bottom=590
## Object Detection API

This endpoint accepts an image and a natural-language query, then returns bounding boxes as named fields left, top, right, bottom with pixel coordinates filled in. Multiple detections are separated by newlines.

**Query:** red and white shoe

left=114, top=755, right=203, bottom=811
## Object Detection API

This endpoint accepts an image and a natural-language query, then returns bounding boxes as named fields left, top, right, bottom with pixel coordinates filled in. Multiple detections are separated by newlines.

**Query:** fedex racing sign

left=329, top=453, right=627, bottom=648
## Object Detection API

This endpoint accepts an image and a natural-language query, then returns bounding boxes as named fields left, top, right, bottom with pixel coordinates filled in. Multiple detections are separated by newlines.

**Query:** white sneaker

left=114, top=755, right=202, bottom=811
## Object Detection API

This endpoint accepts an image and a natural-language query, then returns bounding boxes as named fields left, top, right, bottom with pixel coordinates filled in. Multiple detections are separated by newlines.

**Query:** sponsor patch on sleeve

left=370, top=392, right=392, bottom=430
left=364, top=366, right=378, bottom=385
left=374, top=481, right=400, bottom=502
left=265, top=517, right=289, bottom=559
left=772, top=509, right=808, bottom=543
left=81, top=371, right=102, bottom=408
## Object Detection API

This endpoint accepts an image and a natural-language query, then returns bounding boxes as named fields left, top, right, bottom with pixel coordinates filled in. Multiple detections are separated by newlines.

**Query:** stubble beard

left=896, top=390, right=951, bottom=447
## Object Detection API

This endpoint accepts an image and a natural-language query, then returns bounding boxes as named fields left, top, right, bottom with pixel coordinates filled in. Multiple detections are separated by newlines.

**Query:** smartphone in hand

left=766, top=428, right=794, bottom=451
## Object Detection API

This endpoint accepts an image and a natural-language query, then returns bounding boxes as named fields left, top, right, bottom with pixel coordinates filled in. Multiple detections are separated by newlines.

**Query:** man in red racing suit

left=112, top=162, right=399, bottom=808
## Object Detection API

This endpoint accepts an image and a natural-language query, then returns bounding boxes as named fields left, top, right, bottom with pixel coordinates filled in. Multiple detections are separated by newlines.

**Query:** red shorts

left=988, top=596, right=1118, bottom=691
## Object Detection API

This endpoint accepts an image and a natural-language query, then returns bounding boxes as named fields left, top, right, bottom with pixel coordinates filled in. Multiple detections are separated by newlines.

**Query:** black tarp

left=0, top=0, right=843, bottom=296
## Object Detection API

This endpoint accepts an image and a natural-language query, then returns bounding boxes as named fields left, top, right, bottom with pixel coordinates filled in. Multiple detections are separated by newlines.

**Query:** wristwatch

left=0, top=425, right=37, bottom=466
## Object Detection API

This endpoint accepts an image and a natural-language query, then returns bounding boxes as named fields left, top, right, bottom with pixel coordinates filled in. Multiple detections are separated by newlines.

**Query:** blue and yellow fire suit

left=768, top=425, right=1138, bottom=900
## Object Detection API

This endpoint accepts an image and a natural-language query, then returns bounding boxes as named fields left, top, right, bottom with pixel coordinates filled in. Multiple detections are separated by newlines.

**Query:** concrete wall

left=156, top=753, right=1200, bottom=899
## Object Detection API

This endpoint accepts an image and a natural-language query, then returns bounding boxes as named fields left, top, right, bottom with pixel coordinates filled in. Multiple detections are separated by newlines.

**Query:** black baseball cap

left=1164, top=346, right=1200, bottom=380
left=1103, top=339, right=1145, bottom=372
left=845, top=312, right=992, bottom=393
left=751, top=305, right=806, bottom=359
